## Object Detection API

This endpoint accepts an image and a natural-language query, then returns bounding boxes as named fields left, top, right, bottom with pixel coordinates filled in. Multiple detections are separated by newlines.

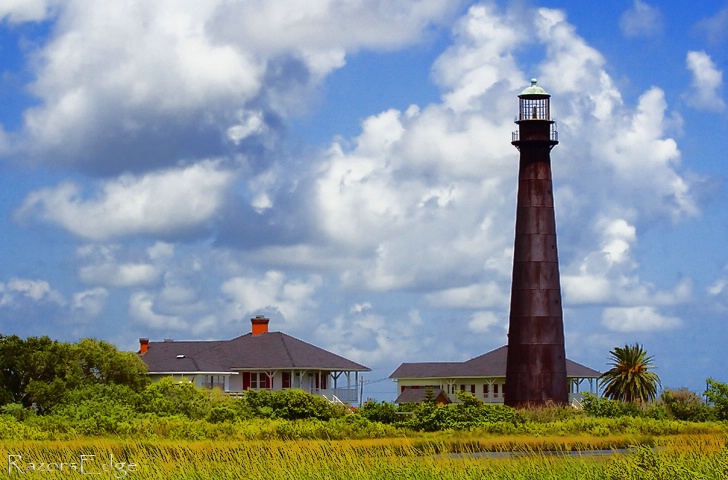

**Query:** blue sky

left=1, top=0, right=727, bottom=401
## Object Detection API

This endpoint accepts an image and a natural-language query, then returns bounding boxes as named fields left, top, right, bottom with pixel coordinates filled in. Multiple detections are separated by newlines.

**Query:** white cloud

left=221, top=271, right=322, bottom=326
left=0, top=0, right=54, bottom=23
left=432, top=3, right=524, bottom=112
left=351, top=302, right=372, bottom=314
left=467, top=311, right=503, bottom=334
left=696, top=6, right=728, bottom=45
left=308, top=1, right=698, bottom=306
left=10, top=0, right=456, bottom=171
left=619, top=1, right=663, bottom=38
left=684, top=51, right=726, bottom=112
left=17, top=160, right=234, bottom=241
left=227, top=111, right=266, bottom=145
left=426, top=282, right=508, bottom=309
left=562, top=217, right=692, bottom=308
left=314, top=308, right=432, bottom=366
left=602, top=306, right=681, bottom=332
left=129, top=291, right=189, bottom=331
left=79, top=263, right=159, bottom=288
left=147, top=242, right=175, bottom=261
left=76, top=244, right=161, bottom=288
left=71, top=288, right=109, bottom=318
left=208, top=1, right=457, bottom=55
left=536, top=8, right=608, bottom=94
left=0, top=278, right=65, bottom=306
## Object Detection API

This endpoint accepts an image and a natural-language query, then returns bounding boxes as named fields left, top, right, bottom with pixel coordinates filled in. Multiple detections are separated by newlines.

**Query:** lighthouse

left=505, top=79, right=568, bottom=407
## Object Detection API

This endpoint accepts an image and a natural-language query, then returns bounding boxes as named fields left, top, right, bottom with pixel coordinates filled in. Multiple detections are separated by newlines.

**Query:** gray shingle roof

left=141, top=332, right=370, bottom=373
left=389, top=346, right=599, bottom=379
left=394, top=387, right=451, bottom=404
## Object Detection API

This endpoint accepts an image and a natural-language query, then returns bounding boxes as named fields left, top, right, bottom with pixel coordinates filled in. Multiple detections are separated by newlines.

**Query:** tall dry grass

left=1, top=433, right=727, bottom=479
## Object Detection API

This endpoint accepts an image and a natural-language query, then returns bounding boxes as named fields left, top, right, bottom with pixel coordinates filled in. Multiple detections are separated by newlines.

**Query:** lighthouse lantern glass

left=519, top=97, right=550, bottom=121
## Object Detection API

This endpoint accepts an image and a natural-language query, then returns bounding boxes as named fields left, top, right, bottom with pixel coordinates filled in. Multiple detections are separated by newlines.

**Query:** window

left=483, top=384, right=489, bottom=398
left=250, top=373, right=260, bottom=389
left=203, top=375, right=225, bottom=390
left=248, top=373, right=270, bottom=390
left=282, top=372, right=291, bottom=389
left=493, top=384, right=499, bottom=398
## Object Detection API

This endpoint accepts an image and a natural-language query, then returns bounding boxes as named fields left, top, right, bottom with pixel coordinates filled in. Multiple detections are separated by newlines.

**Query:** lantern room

left=517, top=78, right=551, bottom=121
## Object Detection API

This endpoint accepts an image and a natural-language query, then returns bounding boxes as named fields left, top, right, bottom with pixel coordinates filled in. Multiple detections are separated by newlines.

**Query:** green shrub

left=206, top=404, right=238, bottom=423
left=238, top=389, right=345, bottom=421
left=138, top=377, right=213, bottom=419
left=359, top=400, right=397, bottom=424
left=660, top=388, right=713, bottom=422
left=581, top=393, right=639, bottom=418
left=0, top=403, right=35, bottom=421
left=404, top=396, right=522, bottom=432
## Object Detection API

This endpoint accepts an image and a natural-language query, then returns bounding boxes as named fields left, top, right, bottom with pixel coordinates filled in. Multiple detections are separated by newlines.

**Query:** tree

left=0, top=335, right=149, bottom=412
left=75, top=338, right=149, bottom=391
left=705, top=378, right=728, bottom=420
left=600, top=343, right=661, bottom=403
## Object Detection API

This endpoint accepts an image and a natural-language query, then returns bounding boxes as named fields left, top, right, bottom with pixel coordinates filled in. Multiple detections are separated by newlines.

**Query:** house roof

left=389, top=345, right=600, bottom=380
left=394, top=387, right=451, bottom=404
left=141, top=330, right=370, bottom=374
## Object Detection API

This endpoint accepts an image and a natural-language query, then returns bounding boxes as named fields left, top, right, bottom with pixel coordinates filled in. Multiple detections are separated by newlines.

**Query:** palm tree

left=600, top=343, right=661, bottom=403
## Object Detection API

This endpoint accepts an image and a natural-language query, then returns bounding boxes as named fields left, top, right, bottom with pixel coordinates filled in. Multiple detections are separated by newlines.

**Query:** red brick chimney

left=251, top=315, right=270, bottom=335
left=139, top=338, right=149, bottom=354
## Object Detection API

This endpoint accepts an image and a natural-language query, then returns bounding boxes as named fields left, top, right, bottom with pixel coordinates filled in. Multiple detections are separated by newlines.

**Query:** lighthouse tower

left=505, top=79, right=568, bottom=407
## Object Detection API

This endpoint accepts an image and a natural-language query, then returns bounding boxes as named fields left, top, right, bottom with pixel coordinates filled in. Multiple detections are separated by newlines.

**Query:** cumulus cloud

left=221, top=271, right=323, bottom=327
left=308, top=3, right=697, bottom=305
left=426, top=282, right=508, bottom=309
left=71, top=287, right=109, bottom=319
left=0, top=0, right=54, bottom=23
left=0, top=2, right=706, bottom=376
left=602, top=306, right=681, bottom=332
left=77, top=245, right=161, bottom=288
left=0, top=277, right=109, bottom=331
left=684, top=51, right=726, bottom=112
left=467, top=311, right=504, bottom=335
left=695, top=6, right=728, bottom=45
left=562, top=216, right=692, bottom=308
left=619, top=1, right=663, bottom=38
left=314, top=308, right=430, bottom=366
left=707, top=264, right=728, bottom=311
left=7, top=0, right=456, bottom=172
left=17, top=160, right=234, bottom=241
left=129, top=291, right=189, bottom=331
left=0, top=278, right=65, bottom=306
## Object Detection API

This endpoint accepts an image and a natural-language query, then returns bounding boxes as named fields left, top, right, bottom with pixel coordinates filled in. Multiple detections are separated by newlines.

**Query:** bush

left=0, top=403, right=35, bottom=421
left=138, top=377, right=214, bottom=419
left=660, top=388, right=713, bottom=422
left=404, top=395, right=522, bottom=432
left=207, top=404, right=238, bottom=423
left=359, top=400, right=397, bottom=424
left=238, top=389, right=346, bottom=421
left=581, top=393, right=642, bottom=418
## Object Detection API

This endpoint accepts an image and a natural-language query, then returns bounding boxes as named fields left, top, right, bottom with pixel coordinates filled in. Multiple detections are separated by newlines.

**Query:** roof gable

left=394, top=387, right=451, bottom=404
left=390, top=345, right=599, bottom=379
left=140, top=331, right=370, bottom=374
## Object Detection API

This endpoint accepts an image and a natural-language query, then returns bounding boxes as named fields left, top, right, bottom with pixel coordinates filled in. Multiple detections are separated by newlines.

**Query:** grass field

left=2, top=433, right=727, bottom=479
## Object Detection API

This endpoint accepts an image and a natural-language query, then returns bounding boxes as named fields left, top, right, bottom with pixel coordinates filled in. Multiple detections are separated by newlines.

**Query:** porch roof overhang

left=230, top=366, right=370, bottom=372
left=148, top=371, right=238, bottom=375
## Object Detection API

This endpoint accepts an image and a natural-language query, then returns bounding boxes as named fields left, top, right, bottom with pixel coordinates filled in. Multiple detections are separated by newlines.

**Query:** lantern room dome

left=520, top=78, right=548, bottom=96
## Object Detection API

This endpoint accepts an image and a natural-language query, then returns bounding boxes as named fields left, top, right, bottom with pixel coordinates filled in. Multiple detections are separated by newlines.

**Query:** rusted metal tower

left=505, top=79, right=568, bottom=407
